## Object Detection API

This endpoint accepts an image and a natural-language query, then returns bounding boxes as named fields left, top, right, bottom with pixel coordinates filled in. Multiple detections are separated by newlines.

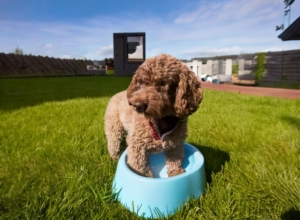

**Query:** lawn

left=0, top=76, right=299, bottom=219
left=106, top=70, right=114, bottom=76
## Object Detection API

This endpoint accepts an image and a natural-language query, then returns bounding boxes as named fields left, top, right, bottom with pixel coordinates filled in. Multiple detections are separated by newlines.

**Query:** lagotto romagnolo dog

left=104, top=54, right=203, bottom=177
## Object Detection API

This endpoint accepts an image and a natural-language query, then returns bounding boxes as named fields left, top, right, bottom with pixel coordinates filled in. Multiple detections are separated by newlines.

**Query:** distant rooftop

left=278, top=16, right=300, bottom=41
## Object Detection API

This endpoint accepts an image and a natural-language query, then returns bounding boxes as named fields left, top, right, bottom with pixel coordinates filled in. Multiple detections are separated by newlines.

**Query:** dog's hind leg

left=104, top=105, right=126, bottom=160
left=105, top=117, right=125, bottom=160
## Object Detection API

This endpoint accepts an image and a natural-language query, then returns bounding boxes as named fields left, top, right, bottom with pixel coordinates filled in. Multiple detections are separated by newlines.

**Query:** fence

left=0, top=53, right=104, bottom=77
left=1, top=50, right=299, bottom=81
left=264, top=50, right=300, bottom=82
left=185, top=49, right=300, bottom=83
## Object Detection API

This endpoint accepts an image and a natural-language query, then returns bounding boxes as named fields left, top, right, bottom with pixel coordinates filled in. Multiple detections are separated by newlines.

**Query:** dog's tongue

left=149, top=121, right=161, bottom=140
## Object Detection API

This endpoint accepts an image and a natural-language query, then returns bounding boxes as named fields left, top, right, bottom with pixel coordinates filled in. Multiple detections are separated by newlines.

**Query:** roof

left=93, top=61, right=106, bottom=66
left=278, top=16, right=300, bottom=41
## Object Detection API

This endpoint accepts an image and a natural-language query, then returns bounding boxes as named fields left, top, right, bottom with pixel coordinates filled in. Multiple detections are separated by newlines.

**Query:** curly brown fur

left=105, top=54, right=202, bottom=177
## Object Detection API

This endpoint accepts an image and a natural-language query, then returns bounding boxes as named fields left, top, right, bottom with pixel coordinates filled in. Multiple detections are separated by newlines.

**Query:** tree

left=14, top=46, right=23, bottom=55
left=276, top=0, right=296, bottom=31
left=104, top=58, right=114, bottom=67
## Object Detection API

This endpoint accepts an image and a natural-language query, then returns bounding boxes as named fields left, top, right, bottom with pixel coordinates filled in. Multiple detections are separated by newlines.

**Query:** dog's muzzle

left=128, top=101, right=148, bottom=113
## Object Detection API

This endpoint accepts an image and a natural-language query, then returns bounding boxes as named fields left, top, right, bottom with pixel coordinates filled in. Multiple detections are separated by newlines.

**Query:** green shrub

left=232, top=64, right=239, bottom=76
left=255, top=52, right=266, bottom=82
left=14, top=46, right=23, bottom=55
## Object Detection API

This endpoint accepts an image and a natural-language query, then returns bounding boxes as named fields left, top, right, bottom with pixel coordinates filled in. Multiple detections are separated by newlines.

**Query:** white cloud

left=0, top=0, right=299, bottom=60
left=263, top=46, right=300, bottom=52
left=45, top=44, right=53, bottom=50
left=148, top=48, right=163, bottom=57
left=207, top=46, right=242, bottom=54
left=61, top=54, right=71, bottom=59
left=96, top=44, right=113, bottom=56
left=179, top=46, right=243, bottom=58
left=263, top=47, right=284, bottom=52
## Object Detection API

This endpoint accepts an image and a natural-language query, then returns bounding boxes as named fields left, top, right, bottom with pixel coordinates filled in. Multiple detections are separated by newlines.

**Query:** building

left=278, top=16, right=300, bottom=41
left=113, top=32, right=146, bottom=76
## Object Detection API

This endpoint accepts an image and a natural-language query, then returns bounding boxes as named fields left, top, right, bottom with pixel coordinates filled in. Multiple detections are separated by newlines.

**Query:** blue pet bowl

left=112, top=142, right=206, bottom=218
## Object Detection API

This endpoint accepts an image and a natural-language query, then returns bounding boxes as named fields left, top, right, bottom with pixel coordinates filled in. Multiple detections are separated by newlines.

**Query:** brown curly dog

left=105, top=54, right=202, bottom=177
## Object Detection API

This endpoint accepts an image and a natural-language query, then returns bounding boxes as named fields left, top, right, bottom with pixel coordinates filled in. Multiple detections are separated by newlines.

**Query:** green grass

left=106, top=70, right=114, bottom=76
left=0, top=76, right=129, bottom=111
left=0, top=77, right=300, bottom=219
left=232, top=64, right=238, bottom=76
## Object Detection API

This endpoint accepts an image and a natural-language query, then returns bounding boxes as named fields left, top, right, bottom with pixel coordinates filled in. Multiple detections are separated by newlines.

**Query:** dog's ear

left=174, top=68, right=203, bottom=117
left=127, top=72, right=138, bottom=99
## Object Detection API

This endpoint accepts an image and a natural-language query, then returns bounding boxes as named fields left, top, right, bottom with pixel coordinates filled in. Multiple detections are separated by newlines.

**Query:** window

left=127, top=36, right=144, bottom=61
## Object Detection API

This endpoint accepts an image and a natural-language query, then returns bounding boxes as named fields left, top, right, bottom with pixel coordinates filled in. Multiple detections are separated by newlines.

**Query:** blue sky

left=1, top=0, right=299, bottom=60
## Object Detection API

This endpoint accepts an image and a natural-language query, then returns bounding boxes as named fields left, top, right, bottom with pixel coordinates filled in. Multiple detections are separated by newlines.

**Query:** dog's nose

left=133, top=102, right=148, bottom=113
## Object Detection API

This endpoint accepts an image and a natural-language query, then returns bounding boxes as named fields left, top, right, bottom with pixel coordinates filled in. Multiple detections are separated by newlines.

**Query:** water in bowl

left=149, top=147, right=196, bottom=178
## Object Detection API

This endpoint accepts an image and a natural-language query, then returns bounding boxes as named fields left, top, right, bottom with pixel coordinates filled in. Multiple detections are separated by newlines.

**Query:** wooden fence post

left=225, top=59, right=232, bottom=76
left=238, top=59, right=244, bottom=77
left=207, top=60, right=213, bottom=75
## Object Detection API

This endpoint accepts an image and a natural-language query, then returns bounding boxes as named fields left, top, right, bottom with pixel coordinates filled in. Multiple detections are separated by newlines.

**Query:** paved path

left=201, top=82, right=300, bottom=99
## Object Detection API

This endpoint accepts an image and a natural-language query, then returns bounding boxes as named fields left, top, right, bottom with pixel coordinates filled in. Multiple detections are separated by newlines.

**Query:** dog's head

left=127, top=54, right=202, bottom=119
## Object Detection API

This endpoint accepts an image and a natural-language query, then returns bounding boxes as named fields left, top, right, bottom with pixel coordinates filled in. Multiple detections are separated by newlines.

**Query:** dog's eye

left=137, top=80, right=143, bottom=88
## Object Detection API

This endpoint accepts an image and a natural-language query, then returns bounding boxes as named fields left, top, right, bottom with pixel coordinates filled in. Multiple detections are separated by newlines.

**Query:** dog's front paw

left=144, top=170, right=153, bottom=178
left=111, top=156, right=120, bottom=161
left=110, top=153, right=121, bottom=161
left=129, top=166, right=153, bottom=178
left=135, top=169, right=153, bottom=177
left=168, top=167, right=185, bottom=177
